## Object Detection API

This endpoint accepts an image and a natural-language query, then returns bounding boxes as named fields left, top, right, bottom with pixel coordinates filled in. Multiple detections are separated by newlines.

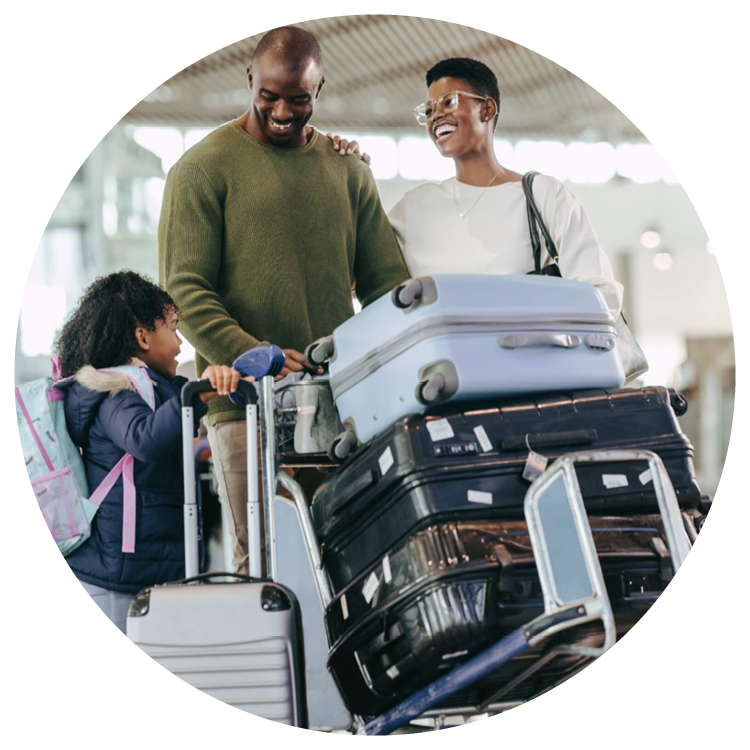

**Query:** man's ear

left=247, top=65, right=253, bottom=92
left=482, top=99, right=495, bottom=122
left=135, top=327, right=150, bottom=352
left=315, top=75, right=326, bottom=99
left=483, top=98, right=498, bottom=123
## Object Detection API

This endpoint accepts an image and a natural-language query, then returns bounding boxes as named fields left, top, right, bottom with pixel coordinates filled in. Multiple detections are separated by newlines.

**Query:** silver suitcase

left=126, top=380, right=308, bottom=727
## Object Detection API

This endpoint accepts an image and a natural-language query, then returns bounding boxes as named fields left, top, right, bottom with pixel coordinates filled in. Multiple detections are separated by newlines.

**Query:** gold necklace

left=453, top=167, right=505, bottom=218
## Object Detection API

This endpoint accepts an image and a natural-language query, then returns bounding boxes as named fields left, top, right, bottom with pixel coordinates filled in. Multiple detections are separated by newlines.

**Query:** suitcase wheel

left=328, top=429, right=357, bottom=461
left=305, top=336, right=335, bottom=366
left=417, top=373, right=447, bottom=405
left=391, top=278, right=424, bottom=309
left=670, top=392, right=689, bottom=417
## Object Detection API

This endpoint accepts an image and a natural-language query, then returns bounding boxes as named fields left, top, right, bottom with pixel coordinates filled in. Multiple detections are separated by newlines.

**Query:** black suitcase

left=325, top=515, right=683, bottom=718
left=312, top=387, right=699, bottom=593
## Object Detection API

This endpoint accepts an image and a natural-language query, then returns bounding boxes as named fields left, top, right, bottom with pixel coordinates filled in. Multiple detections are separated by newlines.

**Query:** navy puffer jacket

left=63, top=364, right=207, bottom=594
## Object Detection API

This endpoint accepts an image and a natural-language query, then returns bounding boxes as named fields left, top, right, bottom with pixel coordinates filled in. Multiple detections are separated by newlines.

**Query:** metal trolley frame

left=253, top=376, right=694, bottom=735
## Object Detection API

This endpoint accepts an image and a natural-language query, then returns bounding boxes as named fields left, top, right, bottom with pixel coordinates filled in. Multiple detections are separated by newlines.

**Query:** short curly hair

left=426, top=57, right=501, bottom=128
left=54, top=270, right=177, bottom=377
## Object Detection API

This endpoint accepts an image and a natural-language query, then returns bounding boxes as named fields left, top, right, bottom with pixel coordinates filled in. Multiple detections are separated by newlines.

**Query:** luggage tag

left=382, top=555, right=392, bottom=584
left=363, top=570, right=386, bottom=609
left=473, top=425, right=493, bottom=453
left=603, top=474, right=629, bottom=489
left=426, top=418, right=454, bottom=442
left=522, top=434, right=548, bottom=482
left=363, top=571, right=381, bottom=605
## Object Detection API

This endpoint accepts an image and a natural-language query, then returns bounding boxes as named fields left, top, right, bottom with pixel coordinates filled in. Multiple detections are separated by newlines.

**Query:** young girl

left=56, top=270, right=243, bottom=633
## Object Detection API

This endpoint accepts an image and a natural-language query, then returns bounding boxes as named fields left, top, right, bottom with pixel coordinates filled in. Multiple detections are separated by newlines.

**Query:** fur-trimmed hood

left=74, top=358, right=150, bottom=395
left=64, top=359, right=167, bottom=448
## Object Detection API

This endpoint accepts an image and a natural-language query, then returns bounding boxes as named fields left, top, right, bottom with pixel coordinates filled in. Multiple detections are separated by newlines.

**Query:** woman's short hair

left=426, top=57, right=501, bottom=127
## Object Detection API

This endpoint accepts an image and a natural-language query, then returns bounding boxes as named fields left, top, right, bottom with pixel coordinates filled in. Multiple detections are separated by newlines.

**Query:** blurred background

left=15, top=15, right=732, bottom=499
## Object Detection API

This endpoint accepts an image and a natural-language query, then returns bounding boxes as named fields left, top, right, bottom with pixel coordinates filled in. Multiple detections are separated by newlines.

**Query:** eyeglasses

left=412, top=90, right=495, bottom=126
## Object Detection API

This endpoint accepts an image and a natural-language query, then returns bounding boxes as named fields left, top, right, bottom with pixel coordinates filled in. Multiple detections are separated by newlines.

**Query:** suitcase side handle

left=499, top=332, right=582, bottom=349
left=328, top=469, right=377, bottom=516
left=501, top=429, right=598, bottom=452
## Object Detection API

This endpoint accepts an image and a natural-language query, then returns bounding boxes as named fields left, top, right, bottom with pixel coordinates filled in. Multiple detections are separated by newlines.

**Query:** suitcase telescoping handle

left=178, top=572, right=269, bottom=585
left=180, top=379, right=257, bottom=408
left=181, top=379, right=258, bottom=580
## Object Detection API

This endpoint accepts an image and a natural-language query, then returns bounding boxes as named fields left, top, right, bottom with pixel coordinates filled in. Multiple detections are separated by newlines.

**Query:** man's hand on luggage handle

left=326, top=133, right=371, bottom=167
left=278, top=349, right=324, bottom=380
left=199, top=365, right=255, bottom=401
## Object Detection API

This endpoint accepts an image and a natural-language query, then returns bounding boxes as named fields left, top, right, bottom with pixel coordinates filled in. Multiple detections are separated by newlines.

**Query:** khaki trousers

left=206, top=420, right=325, bottom=576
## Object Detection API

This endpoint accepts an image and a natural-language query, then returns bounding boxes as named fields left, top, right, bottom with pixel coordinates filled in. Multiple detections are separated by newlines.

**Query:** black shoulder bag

left=523, top=170, right=648, bottom=383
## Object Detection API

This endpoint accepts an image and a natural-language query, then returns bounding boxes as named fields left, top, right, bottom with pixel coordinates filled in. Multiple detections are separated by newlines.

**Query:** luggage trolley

left=254, top=374, right=693, bottom=734
left=273, top=378, right=341, bottom=468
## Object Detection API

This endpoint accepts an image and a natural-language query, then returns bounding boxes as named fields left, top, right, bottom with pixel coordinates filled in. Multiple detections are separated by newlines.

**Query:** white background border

left=3, top=1, right=746, bottom=747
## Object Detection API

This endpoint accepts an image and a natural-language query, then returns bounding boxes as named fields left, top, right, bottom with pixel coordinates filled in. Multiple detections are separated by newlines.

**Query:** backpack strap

left=89, top=453, right=137, bottom=554
left=51, top=354, right=63, bottom=383
left=15, top=387, right=54, bottom=472
left=85, top=366, right=155, bottom=555
left=49, top=356, right=76, bottom=401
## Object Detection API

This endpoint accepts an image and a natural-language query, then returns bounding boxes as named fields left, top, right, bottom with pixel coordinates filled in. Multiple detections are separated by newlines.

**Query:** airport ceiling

left=125, top=15, right=643, bottom=142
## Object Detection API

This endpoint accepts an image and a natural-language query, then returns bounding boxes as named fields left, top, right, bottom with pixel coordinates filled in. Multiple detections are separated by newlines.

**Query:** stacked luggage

left=306, top=273, right=627, bottom=456
left=306, top=274, right=705, bottom=719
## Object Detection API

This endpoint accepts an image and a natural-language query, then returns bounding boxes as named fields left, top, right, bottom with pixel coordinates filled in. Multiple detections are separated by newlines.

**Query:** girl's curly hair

left=54, top=270, right=178, bottom=377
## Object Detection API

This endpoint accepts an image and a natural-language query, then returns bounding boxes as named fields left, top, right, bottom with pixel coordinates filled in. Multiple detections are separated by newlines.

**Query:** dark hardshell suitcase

left=312, top=386, right=699, bottom=593
left=325, top=515, right=680, bottom=718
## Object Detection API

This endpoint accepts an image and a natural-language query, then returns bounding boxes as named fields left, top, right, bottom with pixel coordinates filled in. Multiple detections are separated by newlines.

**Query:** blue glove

left=229, top=345, right=286, bottom=406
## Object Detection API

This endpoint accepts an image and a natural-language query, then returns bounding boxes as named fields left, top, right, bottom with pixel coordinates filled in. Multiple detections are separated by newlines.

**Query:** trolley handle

left=181, top=378, right=257, bottom=408
left=179, top=572, right=270, bottom=585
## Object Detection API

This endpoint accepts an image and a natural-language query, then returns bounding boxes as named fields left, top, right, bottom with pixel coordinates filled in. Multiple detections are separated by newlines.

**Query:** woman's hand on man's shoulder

left=326, top=133, right=371, bottom=167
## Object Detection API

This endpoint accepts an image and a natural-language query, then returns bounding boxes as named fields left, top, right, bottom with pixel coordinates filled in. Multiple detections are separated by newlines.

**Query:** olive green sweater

left=158, top=122, right=409, bottom=424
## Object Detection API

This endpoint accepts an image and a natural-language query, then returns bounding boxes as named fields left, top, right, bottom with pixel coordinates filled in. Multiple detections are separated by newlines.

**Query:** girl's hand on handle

left=199, top=366, right=254, bottom=401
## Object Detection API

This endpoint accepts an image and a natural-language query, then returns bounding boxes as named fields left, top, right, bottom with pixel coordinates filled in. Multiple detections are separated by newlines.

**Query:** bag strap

left=89, top=453, right=137, bottom=554
left=15, top=387, right=55, bottom=472
left=83, top=366, right=154, bottom=554
left=523, top=171, right=560, bottom=270
left=523, top=172, right=543, bottom=272
left=50, top=354, right=63, bottom=383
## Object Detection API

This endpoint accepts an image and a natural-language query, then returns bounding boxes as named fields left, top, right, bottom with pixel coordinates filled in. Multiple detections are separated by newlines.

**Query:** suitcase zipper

left=330, top=314, right=617, bottom=399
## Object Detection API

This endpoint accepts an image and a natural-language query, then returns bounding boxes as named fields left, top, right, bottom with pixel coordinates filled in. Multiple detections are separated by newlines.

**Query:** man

left=159, top=26, right=409, bottom=574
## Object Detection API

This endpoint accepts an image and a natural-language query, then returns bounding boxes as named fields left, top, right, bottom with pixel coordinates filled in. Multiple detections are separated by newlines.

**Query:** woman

left=335, top=58, right=623, bottom=316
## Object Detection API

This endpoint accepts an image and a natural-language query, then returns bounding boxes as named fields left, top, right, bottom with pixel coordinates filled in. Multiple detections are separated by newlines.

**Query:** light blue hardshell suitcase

left=306, top=274, right=625, bottom=456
